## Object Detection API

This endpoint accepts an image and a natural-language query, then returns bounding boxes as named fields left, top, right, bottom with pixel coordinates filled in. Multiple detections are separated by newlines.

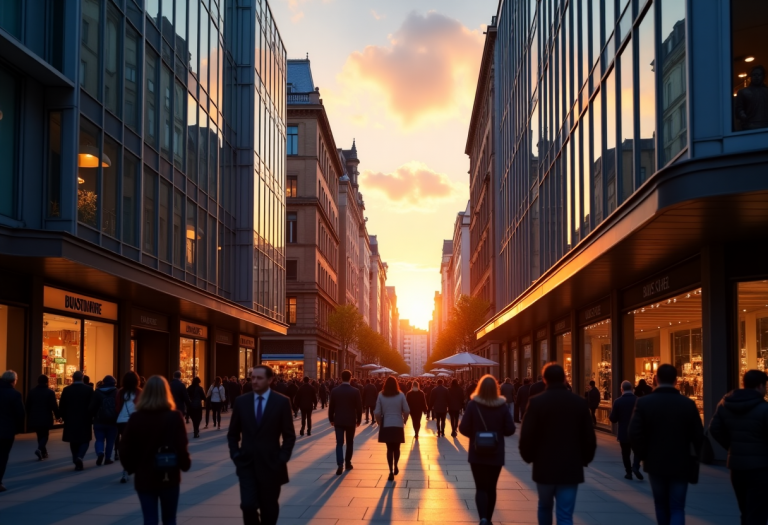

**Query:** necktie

left=256, top=396, right=264, bottom=426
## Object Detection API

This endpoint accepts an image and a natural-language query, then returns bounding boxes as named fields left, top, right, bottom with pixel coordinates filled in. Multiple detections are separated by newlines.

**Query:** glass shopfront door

left=582, top=319, right=612, bottom=428
left=180, top=338, right=206, bottom=386
left=239, top=347, right=253, bottom=379
left=557, top=332, right=573, bottom=387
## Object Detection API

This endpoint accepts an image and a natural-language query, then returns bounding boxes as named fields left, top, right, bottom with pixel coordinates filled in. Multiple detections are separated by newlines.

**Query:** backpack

left=97, top=390, right=118, bottom=423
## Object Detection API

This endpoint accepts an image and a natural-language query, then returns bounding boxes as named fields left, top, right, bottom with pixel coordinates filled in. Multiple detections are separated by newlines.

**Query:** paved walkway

left=0, top=407, right=739, bottom=524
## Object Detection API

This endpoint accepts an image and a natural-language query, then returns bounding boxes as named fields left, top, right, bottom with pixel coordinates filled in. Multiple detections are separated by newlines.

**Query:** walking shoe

left=120, top=472, right=128, bottom=484
left=394, top=466, right=399, bottom=476
left=387, top=473, right=395, bottom=481
left=632, top=468, right=644, bottom=481
left=104, top=459, right=114, bottom=466
left=479, top=519, right=491, bottom=525
left=336, top=466, right=343, bottom=476
left=74, top=458, right=84, bottom=471
left=624, top=472, right=632, bottom=480
left=300, top=431, right=304, bottom=436
left=42, top=452, right=49, bottom=459
left=96, top=453, right=104, bottom=466
left=451, top=432, right=457, bottom=437
left=35, top=449, right=42, bottom=461
left=345, top=463, right=354, bottom=471
left=307, top=431, right=311, bottom=436
left=204, top=424, right=209, bottom=429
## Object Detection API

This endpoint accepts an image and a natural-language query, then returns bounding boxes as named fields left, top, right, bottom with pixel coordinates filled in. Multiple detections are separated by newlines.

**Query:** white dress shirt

left=254, top=388, right=271, bottom=417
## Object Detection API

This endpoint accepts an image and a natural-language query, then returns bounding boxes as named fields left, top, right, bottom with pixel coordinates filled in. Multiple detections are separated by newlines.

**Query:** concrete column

left=303, top=340, right=318, bottom=379
left=27, top=276, right=44, bottom=392
left=169, top=315, right=180, bottom=375
left=702, top=245, right=730, bottom=421
left=118, top=301, right=132, bottom=380
left=489, top=343, right=500, bottom=379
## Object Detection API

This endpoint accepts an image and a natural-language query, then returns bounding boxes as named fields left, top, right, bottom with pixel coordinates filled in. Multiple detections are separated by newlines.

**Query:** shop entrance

left=131, top=329, right=170, bottom=381
left=261, top=354, right=304, bottom=380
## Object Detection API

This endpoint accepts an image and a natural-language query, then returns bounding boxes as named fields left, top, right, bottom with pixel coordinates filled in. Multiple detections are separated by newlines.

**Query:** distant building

left=452, top=202, right=471, bottom=303
left=400, top=321, right=429, bottom=376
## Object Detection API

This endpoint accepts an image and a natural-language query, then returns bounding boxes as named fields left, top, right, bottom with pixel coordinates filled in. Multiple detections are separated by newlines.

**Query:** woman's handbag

left=473, top=403, right=500, bottom=455
left=155, top=412, right=178, bottom=481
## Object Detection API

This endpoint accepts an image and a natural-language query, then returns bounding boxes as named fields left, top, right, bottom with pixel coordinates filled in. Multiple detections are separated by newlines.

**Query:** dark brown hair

left=382, top=376, right=400, bottom=397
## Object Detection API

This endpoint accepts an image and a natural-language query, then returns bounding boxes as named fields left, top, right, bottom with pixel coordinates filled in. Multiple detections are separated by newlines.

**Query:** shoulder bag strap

left=474, top=402, right=489, bottom=432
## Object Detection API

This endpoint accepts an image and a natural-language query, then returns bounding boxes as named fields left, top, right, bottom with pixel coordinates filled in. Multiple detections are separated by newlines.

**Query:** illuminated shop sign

left=44, top=287, right=118, bottom=320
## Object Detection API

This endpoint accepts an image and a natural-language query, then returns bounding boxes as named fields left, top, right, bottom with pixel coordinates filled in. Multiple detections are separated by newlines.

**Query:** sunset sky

left=271, top=0, right=498, bottom=329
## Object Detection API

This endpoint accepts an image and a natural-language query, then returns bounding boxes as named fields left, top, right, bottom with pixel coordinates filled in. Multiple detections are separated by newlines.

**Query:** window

left=145, top=49, right=158, bottom=148
left=659, top=0, right=687, bottom=164
left=160, top=65, right=172, bottom=160
left=173, top=190, right=183, bottom=266
left=125, top=28, right=140, bottom=131
left=186, top=200, right=196, bottom=271
left=102, top=136, right=119, bottom=237
left=187, top=96, right=198, bottom=183
left=732, top=0, right=768, bottom=131
left=80, top=0, right=100, bottom=99
left=0, top=67, right=17, bottom=218
left=47, top=112, right=62, bottom=218
left=105, top=4, right=121, bottom=117
left=198, top=208, right=207, bottom=279
left=738, top=282, right=768, bottom=383
left=0, top=0, right=21, bottom=38
left=638, top=9, right=656, bottom=183
left=123, top=154, right=139, bottom=246
left=78, top=117, right=100, bottom=227
left=173, top=81, right=186, bottom=170
left=286, top=260, right=298, bottom=281
left=287, top=125, right=298, bottom=155
left=287, top=212, right=297, bottom=243
left=286, top=176, right=297, bottom=197
left=287, top=297, right=297, bottom=324
left=143, top=171, right=157, bottom=254
left=159, top=180, right=171, bottom=262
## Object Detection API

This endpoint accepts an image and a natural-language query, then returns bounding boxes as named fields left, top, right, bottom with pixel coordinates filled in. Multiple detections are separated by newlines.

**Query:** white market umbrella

left=399, top=373, right=411, bottom=377
left=433, top=352, right=499, bottom=367
left=361, top=363, right=381, bottom=370
left=430, top=368, right=454, bottom=374
left=437, top=373, right=452, bottom=377
left=420, top=373, right=435, bottom=377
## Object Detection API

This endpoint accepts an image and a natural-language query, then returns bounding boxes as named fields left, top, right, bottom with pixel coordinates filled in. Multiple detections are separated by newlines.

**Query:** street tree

left=328, top=303, right=364, bottom=372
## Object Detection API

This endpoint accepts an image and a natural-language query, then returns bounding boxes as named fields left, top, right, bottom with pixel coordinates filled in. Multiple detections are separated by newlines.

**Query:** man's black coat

left=227, top=391, right=296, bottom=485
left=59, top=382, right=94, bottom=443
left=26, top=384, right=60, bottom=431
left=294, top=383, right=316, bottom=411
left=363, top=383, right=379, bottom=407
left=516, top=384, right=531, bottom=414
left=328, top=383, right=362, bottom=427
left=429, top=385, right=450, bottom=413
left=170, top=378, right=191, bottom=415
left=608, top=392, right=638, bottom=443
left=0, top=381, right=25, bottom=439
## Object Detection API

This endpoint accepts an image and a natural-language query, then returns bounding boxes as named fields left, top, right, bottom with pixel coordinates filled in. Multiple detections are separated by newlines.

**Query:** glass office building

left=477, top=0, right=768, bottom=432
left=0, top=0, right=287, bottom=397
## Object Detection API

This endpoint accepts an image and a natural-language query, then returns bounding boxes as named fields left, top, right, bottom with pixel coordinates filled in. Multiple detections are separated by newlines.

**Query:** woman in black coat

left=26, top=375, right=60, bottom=460
left=186, top=377, right=206, bottom=438
left=459, top=375, right=516, bottom=525
left=448, top=379, right=465, bottom=438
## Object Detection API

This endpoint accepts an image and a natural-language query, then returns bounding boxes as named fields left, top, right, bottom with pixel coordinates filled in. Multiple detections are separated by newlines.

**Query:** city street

left=0, top=407, right=740, bottom=525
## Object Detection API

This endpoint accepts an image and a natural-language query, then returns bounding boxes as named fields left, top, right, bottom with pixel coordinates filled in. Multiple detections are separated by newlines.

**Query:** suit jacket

left=516, top=384, right=531, bottom=414
left=227, top=391, right=296, bottom=485
left=26, top=384, right=60, bottom=431
left=59, top=382, right=94, bottom=443
left=529, top=381, right=545, bottom=398
left=429, top=385, right=450, bottom=413
left=609, top=392, right=638, bottom=442
left=406, top=390, right=427, bottom=413
left=294, top=383, right=316, bottom=411
left=328, top=383, right=362, bottom=427
left=0, top=381, right=25, bottom=439
left=363, top=384, right=379, bottom=406
left=170, top=379, right=191, bottom=415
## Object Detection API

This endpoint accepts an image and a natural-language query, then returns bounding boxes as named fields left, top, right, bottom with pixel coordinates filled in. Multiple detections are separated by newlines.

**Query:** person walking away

left=319, top=381, right=329, bottom=409
left=609, top=381, right=642, bottom=480
left=424, top=382, right=434, bottom=420
left=519, top=364, right=596, bottom=525
left=709, top=369, right=768, bottom=524
left=586, top=380, right=601, bottom=427
left=89, top=375, right=119, bottom=466
left=60, top=370, right=94, bottom=471
left=294, top=377, right=316, bottom=436
left=228, top=365, right=296, bottom=525
left=186, top=377, right=206, bottom=438
left=406, top=381, right=427, bottom=439
left=529, top=375, right=545, bottom=398
left=229, top=376, right=242, bottom=411
left=286, top=380, right=299, bottom=418
left=375, top=376, right=410, bottom=481
left=500, top=377, right=515, bottom=419
left=26, top=374, right=60, bottom=461
left=430, top=379, right=450, bottom=437
left=635, top=379, right=653, bottom=398
left=448, top=379, right=465, bottom=437
left=328, top=370, right=362, bottom=475
left=459, top=375, right=516, bottom=525
left=629, top=364, right=703, bottom=525
left=0, top=370, right=25, bottom=492
left=119, top=375, right=191, bottom=525
left=207, top=376, right=226, bottom=430
left=516, top=378, right=531, bottom=423
left=116, top=371, right=141, bottom=483
left=169, top=371, right=191, bottom=420
left=363, top=379, right=378, bottom=424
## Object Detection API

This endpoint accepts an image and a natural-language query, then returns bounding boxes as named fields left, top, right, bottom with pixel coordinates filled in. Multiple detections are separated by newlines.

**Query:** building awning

left=261, top=354, right=305, bottom=360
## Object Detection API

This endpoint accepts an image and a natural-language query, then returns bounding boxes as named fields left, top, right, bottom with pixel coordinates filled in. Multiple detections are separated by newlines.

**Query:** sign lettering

left=643, top=276, right=670, bottom=299
left=180, top=321, right=208, bottom=339
left=239, top=335, right=256, bottom=349
left=555, top=320, right=567, bottom=331
left=44, top=287, right=118, bottom=321
left=216, top=331, right=233, bottom=345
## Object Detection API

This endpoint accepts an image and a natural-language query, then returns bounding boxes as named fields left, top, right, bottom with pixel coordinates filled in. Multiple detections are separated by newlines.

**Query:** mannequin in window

left=735, top=65, right=768, bottom=130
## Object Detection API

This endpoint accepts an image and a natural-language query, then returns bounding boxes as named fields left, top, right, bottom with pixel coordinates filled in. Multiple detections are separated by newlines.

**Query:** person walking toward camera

left=228, top=365, right=296, bottom=525
left=459, top=374, right=515, bottom=525
left=328, top=370, right=362, bottom=475
left=26, top=374, right=60, bottom=462
left=60, top=370, right=94, bottom=471
left=119, top=375, right=191, bottom=525
left=406, top=381, right=427, bottom=439
left=519, top=364, right=596, bottom=525
left=116, top=371, right=141, bottom=483
left=207, top=376, right=226, bottom=430
left=709, top=369, right=768, bottom=524
left=89, top=375, right=119, bottom=466
left=0, top=370, right=25, bottom=492
left=629, top=364, right=703, bottom=525
left=186, top=377, right=206, bottom=438
left=375, top=376, right=410, bottom=481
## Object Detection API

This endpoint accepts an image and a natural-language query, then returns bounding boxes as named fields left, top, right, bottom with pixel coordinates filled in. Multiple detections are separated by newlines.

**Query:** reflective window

left=78, top=117, right=101, bottom=228
left=732, top=0, right=768, bottom=131
left=146, top=0, right=160, bottom=25
left=573, top=126, right=581, bottom=241
left=0, top=0, right=21, bottom=38
left=659, top=0, right=687, bottom=164
left=173, top=81, right=186, bottom=169
left=105, top=4, right=121, bottom=116
left=143, top=170, right=156, bottom=255
left=200, top=10, right=209, bottom=94
left=123, top=154, right=139, bottom=246
left=581, top=106, right=591, bottom=233
left=187, top=95, right=198, bottom=183
left=604, top=68, right=617, bottom=214
left=102, top=136, right=119, bottom=238
left=209, top=123, right=219, bottom=198
left=173, top=190, right=183, bottom=266
left=81, top=0, right=100, bottom=99
left=563, top=5, right=571, bottom=120
left=198, top=208, right=207, bottom=279
left=125, top=27, right=140, bottom=131
left=592, top=90, right=603, bottom=224
left=287, top=125, right=298, bottom=155
left=160, top=65, right=172, bottom=160
left=159, top=179, right=171, bottom=262
left=186, top=200, right=196, bottom=271
left=638, top=9, right=656, bottom=183
left=161, top=0, right=174, bottom=44
left=47, top=112, right=62, bottom=218
left=287, top=297, right=297, bottom=324
left=199, top=111, right=209, bottom=191
left=0, top=69, right=18, bottom=217
left=188, top=0, right=199, bottom=80
left=580, top=0, right=590, bottom=86
left=145, top=49, right=158, bottom=148
left=208, top=214, right=217, bottom=283
left=619, top=42, right=634, bottom=204
left=604, top=0, right=615, bottom=42
left=175, top=0, right=187, bottom=64
left=591, top=0, right=601, bottom=69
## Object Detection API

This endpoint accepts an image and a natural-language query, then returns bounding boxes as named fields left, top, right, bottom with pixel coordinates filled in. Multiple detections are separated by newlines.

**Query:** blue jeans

left=93, top=424, right=118, bottom=459
left=334, top=426, right=355, bottom=466
left=536, top=484, right=578, bottom=525
left=648, top=474, right=688, bottom=525
left=137, top=486, right=180, bottom=525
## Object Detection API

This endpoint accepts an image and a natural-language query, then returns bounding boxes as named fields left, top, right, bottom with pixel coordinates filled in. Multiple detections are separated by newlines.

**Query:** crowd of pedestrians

left=3, top=363, right=768, bottom=524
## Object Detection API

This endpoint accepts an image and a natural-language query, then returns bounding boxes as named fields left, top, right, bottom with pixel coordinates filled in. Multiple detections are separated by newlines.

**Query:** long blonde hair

left=135, top=375, right=176, bottom=412
left=471, top=374, right=501, bottom=402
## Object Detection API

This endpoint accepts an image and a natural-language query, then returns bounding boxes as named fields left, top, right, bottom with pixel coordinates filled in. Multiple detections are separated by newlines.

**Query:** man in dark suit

left=609, top=380, right=642, bottom=480
left=363, top=379, right=378, bottom=424
left=0, top=370, right=25, bottom=491
left=294, top=377, right=317, bottom=436
left=59, top=370, right=94, bottom=471
left=228, top=365, right=296, bottom=525
left=629, top=364, right=703, bottom=525
left=519, top=364, right=596, bottom=525
left=328, top=369, right=362, bottom=475
left=429, top=379, right=450, bottom=437
left=529, top=375, right=545, bottom=397
left=516, top=378, right=531, bottom=422
left=585, top=380, right=601, bottom=427
left=170, top=371, right=191, bottom=418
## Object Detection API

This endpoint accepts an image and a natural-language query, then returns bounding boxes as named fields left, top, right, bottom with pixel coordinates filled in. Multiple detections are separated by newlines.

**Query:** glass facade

left=582, top=318, right=611, bottom=427
left=556, top=331, right=572, bottom=387
left=495, top=0, right=688, bottom=305
left=0, top=66, right=18, bottom=219
left=731, top=1, right=768, bottom=131
left=737, top=282, right=768, bottom=381
left=179, top=337, right=206, bottom=386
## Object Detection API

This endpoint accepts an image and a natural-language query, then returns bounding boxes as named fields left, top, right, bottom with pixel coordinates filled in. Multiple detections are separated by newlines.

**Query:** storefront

left=522, top=336, right=532, bottom=379
left=535, top=328, right=548, bottom=378
left=554, top=316, right=572, bottom=387
left=261, top=353, right=304, bottom=379
left=238, top=334, right=256, bottom=379
left=42, top=286, right=117, bottom=398
left=180, top=321, right=207, bottom=386
left=130, top=308, right=170, bottom=381
left=579, top=298, right=612, bottom=429
left=0, top=303, right=25, bottom=392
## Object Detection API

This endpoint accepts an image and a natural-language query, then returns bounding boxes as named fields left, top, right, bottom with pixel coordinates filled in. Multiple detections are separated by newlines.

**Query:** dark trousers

left=470, top=463, right=502, bottom=521
left=210, top=402, right=223, bottom=427
left=189, top=407, right=203, bottom=435
left=116, top=422, right=128, bottom=457
left=514, top=402, right=521, bottom=423
left=320, top=397, right=327, bottom=408
left=589, top=408, right=597, bottom=427
left=35, top=429, right=50, bottom=454
left=69, top=441, right=90, bottom=463
left=435, top=412, right=447, bottom=434
left=238, top=467, right=282, bottom=525
left=619, top=441, right=640, bottom=473
left=334, top=425, right=355, bottom=466
left=364, top=406, right=374, bottom=421
left=0, top=437, right=13, bottom=484
left=137, top=486, right=180, bottom=525
left=448, top=410, right=460, bottom=435
left=300, top=409, right=312, bottom=434
left=411, top=411, right=423, bottom=435
left=205, top=402, right=211, bottom=425
left=648, top=474, right=688, bottom=525
left=731, top=467, right=768, bottom=525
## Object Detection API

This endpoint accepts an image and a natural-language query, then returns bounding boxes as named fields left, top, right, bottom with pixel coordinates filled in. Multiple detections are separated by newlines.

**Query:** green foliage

left=356, top=324, right=410, bottom=374
left=328, top=304, right=364, bottom=371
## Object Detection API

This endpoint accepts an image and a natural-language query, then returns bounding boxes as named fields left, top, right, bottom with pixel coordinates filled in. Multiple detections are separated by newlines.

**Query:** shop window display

left=239, top=347, right=253, bottom=379
left=83, top=319, right=114, bottom=383
left=42, top=314, right=83, bottom=397
left=262, top=359, right=304, bottom=380
left=629, top=288, right=703, bottom=416
left=536, top=339, right=548, bottom=374
left=180, top=337, right=206, bottom=386
left=582, top=319, right=612, bottom=426
left=731, top=0, right=768, bottom=131
left=523, top=343, right=532, bottom=379
left=737, top=281, right=768, bottom=385
left=556, top=332, right=572, bottom=387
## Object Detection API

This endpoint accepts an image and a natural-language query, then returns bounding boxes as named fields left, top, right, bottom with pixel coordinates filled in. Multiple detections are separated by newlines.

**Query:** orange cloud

left=361, top=162, right=463, bottom=211
left=339, top=11, right=484, bottom=127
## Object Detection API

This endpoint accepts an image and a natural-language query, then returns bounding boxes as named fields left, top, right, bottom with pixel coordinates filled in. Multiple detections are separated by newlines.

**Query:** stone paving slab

left=0, top=407, right=741, bottom=524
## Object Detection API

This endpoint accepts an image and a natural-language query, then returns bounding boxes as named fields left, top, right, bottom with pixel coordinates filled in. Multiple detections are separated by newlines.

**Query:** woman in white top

left=116, top=371, right=141, bottom=484
left=207, top=376, right=226, bottom=430
left=374, top=376, right=410, bottom=481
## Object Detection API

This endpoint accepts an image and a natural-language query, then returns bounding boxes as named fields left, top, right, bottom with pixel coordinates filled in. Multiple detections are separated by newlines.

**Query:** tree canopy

left=425, top=294, right=490, bottom=370
left=327, top=304, right=364, bottom=371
